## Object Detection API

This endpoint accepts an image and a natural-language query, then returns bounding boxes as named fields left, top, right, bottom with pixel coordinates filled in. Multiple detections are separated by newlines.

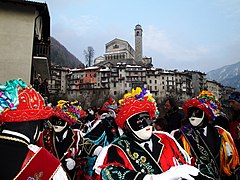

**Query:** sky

left=37, top=0, right=240, bottom=73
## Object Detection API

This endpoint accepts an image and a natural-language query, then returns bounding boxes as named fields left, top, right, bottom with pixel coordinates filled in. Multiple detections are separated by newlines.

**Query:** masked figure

left=95, top=87, right=200, bottom=180
left=172, top=90, right=240, bottom=180
left=38, top=100, right=101, bottom=180
left=0, top=79, right=68, bottom=180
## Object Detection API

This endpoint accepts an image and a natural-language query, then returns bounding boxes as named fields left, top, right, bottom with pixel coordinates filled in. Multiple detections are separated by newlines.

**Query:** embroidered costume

left=101, top=132, right=191, bottom=179
left=38, top=100, right=99, bottom=180
left=96, top=87, right=199, bottom=180
left=0, top=79, right=68, bottom=180
left=172, top=90, right=240, bottom=179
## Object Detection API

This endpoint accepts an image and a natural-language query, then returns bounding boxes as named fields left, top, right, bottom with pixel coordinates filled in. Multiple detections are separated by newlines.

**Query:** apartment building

left=206, top=79, right=223, bottom=99
left=49, top=65, right=69, bottom=95
left=0, top=0, right=50, bottom=84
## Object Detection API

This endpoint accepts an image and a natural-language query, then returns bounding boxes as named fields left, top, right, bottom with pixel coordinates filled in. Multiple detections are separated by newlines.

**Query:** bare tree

left=84, top=46, right=94, bottom=67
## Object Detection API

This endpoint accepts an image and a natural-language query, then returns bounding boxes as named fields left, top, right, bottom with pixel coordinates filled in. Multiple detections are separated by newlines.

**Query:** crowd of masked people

left=0, top=79, right=239, bottom=180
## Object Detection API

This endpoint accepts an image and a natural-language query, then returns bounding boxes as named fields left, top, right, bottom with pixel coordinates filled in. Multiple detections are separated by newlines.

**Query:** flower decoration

left=183, top=90, right=222, bottom=121
left=53, top=100, right=86, bottom=126
left=119, top=87, right=156, bottom=105
left=197, top=90, right=222, bottom=119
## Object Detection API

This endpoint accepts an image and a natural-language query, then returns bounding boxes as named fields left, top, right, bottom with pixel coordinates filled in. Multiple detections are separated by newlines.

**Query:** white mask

left=189, top=111, right=205, bottom=127
left=127, top=118, right=153, bottom=141
left=53, top=122, right=67, bottom=132
left=134, top=125, right=153, bottom=140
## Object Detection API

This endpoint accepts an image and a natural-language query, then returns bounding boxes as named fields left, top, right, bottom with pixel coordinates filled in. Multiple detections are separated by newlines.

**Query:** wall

left=0, top=3, right=35, bottom=84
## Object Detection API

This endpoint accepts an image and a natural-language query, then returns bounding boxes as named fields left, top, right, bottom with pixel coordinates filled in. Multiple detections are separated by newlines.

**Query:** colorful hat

left=115, top=87, right=159, bottom=129
left=101, top=97, right=118, bottom=112
left=182, top=90, right=222, bottom=120
left=0, top=79, right=53, bottom=122
left=53, top=100, right=87, bottom=126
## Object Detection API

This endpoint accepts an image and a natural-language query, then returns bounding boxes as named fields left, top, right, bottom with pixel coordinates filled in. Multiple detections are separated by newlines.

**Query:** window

left=113, top=44, right=119, bottom=49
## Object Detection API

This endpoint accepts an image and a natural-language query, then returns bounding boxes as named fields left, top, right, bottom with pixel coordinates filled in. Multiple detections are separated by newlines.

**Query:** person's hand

left=93, top=146, right=103, bottom=156
left=65, top=158, right=76, bottom=170
left=143, top=164, right=199, bottom=180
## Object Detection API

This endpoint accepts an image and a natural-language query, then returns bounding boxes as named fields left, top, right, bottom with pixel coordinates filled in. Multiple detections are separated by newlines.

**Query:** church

left=94, top=24, right=153, bottom=67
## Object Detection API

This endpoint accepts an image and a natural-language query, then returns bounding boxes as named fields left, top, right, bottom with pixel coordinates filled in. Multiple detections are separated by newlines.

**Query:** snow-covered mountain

left=207, top=61, right=240, bottom=90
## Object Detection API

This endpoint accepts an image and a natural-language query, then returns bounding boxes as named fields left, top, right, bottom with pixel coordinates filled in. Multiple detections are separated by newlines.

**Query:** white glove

left=93, top=146, right=103, bottom=156
left=143, top=164, right=199, bottom=180
left=225, top=142, right=232, bottom=157
left=65, top=158, right=76, bottom=170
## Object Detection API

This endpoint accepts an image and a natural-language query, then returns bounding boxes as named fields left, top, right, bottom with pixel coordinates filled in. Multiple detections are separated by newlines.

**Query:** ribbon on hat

left=197, top=90, right=222, bottom=120
left=54, top=100, right=86, bottom=125
left=0, top=79, right=27, bottom=114
left=115, top=87, right=159, bottom=129
left=119, top=87, right=156, bottom=106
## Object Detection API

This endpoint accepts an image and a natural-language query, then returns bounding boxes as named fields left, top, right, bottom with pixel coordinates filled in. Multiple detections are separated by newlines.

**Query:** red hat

left=101, top=97, right=118, bottom=112
left=53, top=100, right=87, bottom=126
left=115, top=87, right=159, bottom=129
left=182, top=90, right=222, bottom=120
left=0, top=87, right=53, bottom=122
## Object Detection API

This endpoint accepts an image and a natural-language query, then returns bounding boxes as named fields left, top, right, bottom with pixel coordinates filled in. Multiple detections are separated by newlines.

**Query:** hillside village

left=48, top=25, right=235, bottom=108
left=0, top=0, right=235, bottom=109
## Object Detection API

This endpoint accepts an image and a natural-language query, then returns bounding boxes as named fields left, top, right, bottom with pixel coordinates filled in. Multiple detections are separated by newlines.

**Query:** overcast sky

left=37, top=0, right=240, bottom=73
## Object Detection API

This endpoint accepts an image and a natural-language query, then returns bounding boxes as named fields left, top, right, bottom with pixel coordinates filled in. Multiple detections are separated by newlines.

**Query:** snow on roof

left=100, top=67, right=110, bottom=71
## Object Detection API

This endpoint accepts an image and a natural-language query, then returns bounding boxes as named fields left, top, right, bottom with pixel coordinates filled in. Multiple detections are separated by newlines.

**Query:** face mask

left=189, top=109, right=205, bottom=127
left=51, top=117, right=68, bottom=132
left=88, top=109, right=94, bottom=115
left=126, top=112, right=153, bottom=141
left=134, top=125, right=153, bottom=140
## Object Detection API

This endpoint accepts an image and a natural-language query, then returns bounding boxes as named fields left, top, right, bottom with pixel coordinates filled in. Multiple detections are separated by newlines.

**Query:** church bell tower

left=134, top=24, right=143, bottom=64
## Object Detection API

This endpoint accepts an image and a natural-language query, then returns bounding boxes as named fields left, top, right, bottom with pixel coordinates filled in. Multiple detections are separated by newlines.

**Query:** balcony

left=32, top=42, right=50, bottom=80
left=33, top=42, right=49, bottom=58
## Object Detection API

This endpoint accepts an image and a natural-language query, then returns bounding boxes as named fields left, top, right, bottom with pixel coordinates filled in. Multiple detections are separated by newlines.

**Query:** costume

left=0, top=79, right=68, bottom=179
left=84, top=98, right=122, bottom=177
left=38, top=100, right=100, bottom=180
left=95, top=87, right=199, bottom=180
left=172, top=90, right=240, bottom=179
left=85, top=98, right=121, bottom=147
left=100, top=132, right=194, bottom=179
